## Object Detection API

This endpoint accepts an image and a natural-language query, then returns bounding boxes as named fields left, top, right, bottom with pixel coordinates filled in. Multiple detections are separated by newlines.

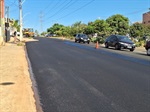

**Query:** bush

left=135, top=42, right=141, bottom=47
left=90, top=37, right=97, bottom=43
left=90, top=37, right=105, bottom=44
left=135, top=40, right=145, bottom=47
left=17, top=42, right=24, bottom=46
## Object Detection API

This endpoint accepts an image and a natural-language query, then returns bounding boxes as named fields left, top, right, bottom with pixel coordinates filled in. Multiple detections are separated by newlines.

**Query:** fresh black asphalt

left=26, top=37, right=150, bottom=112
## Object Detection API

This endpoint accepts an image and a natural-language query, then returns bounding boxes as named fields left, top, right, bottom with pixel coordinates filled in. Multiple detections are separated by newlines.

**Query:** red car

left=145, top=40, right=150, bottom=56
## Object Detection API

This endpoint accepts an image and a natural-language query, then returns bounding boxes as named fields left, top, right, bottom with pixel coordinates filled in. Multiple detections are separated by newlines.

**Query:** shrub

left=90, top=37, right=105, bottom=44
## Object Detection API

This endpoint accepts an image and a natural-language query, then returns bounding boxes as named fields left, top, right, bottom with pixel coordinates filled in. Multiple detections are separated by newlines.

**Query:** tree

left=93, top=19, right=110, bottom=37
left=11, top=19, right=20, bottom=31
left=106, top=14, right=129, bottom=35
left=71, top=21, right=87, bottom=34
left=129, top=22, right=144, bottom=38
left=47, top=23, right=64, bottom=34
left=143, top=25, right=150, bottom=37
left=84, top=25, right=95, bottom=35
left=35, top=30, right=39, bottom=36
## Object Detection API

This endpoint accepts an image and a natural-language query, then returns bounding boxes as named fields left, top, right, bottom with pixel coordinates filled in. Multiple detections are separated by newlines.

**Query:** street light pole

left=19, top=0, right=23, bottom=41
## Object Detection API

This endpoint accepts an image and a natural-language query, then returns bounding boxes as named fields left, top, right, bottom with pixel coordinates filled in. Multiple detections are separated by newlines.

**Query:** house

left=143, top=11, right=150, bottom=25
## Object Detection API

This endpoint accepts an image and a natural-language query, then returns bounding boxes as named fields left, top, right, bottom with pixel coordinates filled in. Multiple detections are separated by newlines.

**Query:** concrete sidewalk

left=0, top=39, right=37, bottom=112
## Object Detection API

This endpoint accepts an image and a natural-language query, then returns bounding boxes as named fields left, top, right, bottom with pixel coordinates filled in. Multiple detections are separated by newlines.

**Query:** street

left=26, top=37, right=150, bottom=112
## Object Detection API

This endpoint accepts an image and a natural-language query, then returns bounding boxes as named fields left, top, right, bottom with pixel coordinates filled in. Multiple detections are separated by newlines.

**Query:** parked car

left=75, top=34, right=90, bottom=44
left=105, top=35, right=135, bottom=51
left=144, top=40, right=150, bottom=56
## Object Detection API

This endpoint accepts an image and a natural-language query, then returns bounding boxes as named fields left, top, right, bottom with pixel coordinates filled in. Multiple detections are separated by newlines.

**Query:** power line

left=43, top=0, right=95, bottom=23
left=125, top=9, right=148, bottom=15
left=5, top=0, right=18, bottom=7
left=43, top=0, right=62, bottom=17
left=55, top=0, right=95, bottom=21
left=42, top=0, right=55, bottom=12
left=44, top=0, right=75, bottom=20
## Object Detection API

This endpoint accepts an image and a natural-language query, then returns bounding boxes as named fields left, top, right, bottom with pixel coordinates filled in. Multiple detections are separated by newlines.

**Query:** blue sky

left=5, top=0, right=150, bottom=33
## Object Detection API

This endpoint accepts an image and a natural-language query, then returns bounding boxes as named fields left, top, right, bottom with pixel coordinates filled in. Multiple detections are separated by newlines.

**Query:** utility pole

left=19, top=0, right=23, bottom=41
left=40, top=12, right=43, bottom=34
left=5, top=6, right=10, bottom=42
left=5, top=6, right=9, bottom=23
left=0, top=0, right=5, bottom=45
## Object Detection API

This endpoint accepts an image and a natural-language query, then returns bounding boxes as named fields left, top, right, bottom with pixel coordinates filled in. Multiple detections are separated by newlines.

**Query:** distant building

left=143, top=11, right=150, bottom=25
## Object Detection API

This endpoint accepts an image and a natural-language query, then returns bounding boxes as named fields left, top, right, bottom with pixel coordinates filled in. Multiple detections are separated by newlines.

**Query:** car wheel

left=79, top=40, right=81, bottom=43
left=75, top=40, right=77, bottom=43
left=147, top=48, right=150, bottom=56
left=130, top=48, right=134, bottom=52
left=87, top=42, right=90, bottom=44
left=105, top=43, right=109, bottom=48
left=115, top=44, right=120, bottom=50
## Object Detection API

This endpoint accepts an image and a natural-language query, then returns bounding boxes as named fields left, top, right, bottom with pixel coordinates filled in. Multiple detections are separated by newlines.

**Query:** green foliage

left=17, top=42, right=24, bottom=46
left=11, top=19, right=20, bottom=31
left=106, top=14, right=129, bottom=35
left=90, top=37, right=105, bottom=44
left=71, top=21, right=87, bottom=34
left=28, top=37, right=33, bottom=39
left=45, top=14, right=149, bottom=45
left=143, top=25, right=150, bottom=37
left=84, top=25, right=95, bottom=35
left=47, top=23, right=64, bottom=34
left=135, top=40, right=145, bottom=47
left=35, top=30, right=39, bottom=36
left=129, top=22, right=144, bottom=38
left=41, top=32, right=47, bottom=36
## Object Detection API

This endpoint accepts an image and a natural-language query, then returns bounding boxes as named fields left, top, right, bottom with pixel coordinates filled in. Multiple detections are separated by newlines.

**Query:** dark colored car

left=75, top=34, right=90, bottom=44
left=145, top=40, right=150, bottom=56
left=105, top=35, right=135, bottom=51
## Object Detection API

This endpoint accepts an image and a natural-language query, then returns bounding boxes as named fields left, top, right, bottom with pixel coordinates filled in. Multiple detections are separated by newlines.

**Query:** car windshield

left=117, top=35, right=131, bottom=41
left=81, top=35, right=88, bottom=38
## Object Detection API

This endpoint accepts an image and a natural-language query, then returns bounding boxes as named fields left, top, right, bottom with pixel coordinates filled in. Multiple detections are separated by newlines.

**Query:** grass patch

left=17, top=42, right=25, bottom=46
left=28, top=37, right=33, bottom=39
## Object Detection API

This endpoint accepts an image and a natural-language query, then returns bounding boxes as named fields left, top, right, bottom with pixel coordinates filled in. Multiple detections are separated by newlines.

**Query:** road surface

left=26, top=37, right=150, bottom=112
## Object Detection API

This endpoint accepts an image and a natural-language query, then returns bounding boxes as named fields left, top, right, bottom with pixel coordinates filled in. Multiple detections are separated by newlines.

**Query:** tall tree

left=93, top=19, right=110, bottom=37
left=47, top=23, right=64, bottom=34
left=129, top=22, right=144, bottom=38
left=71, top=21, right=87, bottom=34
left=106, top=14, right=129, bottom=35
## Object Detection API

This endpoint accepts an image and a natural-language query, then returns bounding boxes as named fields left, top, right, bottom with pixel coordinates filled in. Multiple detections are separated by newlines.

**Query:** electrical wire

left=5, top=0, right=18, bottom=7
left=43, top=0, right=95, bottom=23
left=42, top=0, right=55, bottom=12
left=43, top=0, right=63, bottom=17
left=55, top=0, right=95, bottom=21
left=44, top=0, right=75, bottom=20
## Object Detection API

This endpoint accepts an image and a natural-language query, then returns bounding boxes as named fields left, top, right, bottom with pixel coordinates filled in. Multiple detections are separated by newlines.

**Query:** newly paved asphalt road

left=26, top=37, right=150, bottom=112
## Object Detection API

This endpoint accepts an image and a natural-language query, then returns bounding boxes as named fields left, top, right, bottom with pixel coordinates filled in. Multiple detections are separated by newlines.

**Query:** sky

left=5, top=0, right=150, bottom=33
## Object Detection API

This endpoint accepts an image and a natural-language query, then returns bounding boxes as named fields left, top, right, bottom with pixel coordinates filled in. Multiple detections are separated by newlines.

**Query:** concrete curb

left=24, top=42, right=43, bottom=112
